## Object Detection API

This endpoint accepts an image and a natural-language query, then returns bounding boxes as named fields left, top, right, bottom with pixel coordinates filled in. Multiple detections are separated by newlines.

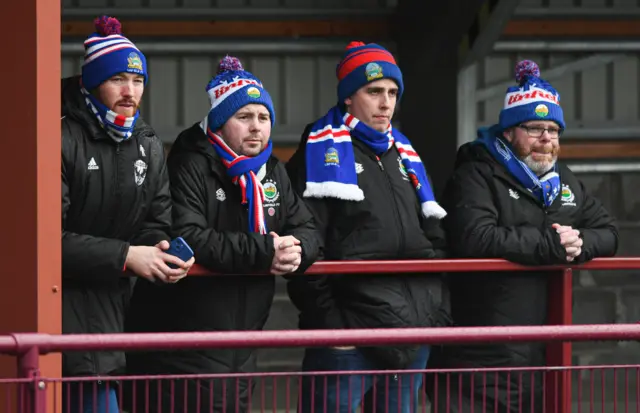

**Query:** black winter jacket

left=427, top=139, right=618, bottom=412
left=125, top=123, right=321, bottom=413
left=285, top=124, right=451, bottom=370
left=61, top=76, right=171, bottom=377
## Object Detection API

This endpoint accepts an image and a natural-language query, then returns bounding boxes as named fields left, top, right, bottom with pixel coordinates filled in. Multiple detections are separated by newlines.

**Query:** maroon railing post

left=545, top=268, right=573, bottom=413
left=17, top=345, right=46, bottom=413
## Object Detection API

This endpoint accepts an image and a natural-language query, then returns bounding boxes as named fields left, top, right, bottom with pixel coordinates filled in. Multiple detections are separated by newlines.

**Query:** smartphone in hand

left=165, top=237, right=194, bottom=269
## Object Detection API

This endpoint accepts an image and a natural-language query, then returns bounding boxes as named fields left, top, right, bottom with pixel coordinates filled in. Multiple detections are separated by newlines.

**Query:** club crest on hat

left=535, top=104, right=549, bottom=118
left=247, top=87, right=261, bottom=99
left=127, top=52, right=143, bottom=71
left=365, top=63, right=383, bottom=81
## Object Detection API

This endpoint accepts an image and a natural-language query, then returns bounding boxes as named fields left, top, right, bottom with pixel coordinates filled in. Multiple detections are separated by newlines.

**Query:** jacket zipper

left=374, top=155, right=405, bottom=256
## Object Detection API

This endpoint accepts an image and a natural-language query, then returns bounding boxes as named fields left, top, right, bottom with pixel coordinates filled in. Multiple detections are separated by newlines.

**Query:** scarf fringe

left=303, top=182, right=365, bottom=201
left=422, top=201, right=447, bottom=219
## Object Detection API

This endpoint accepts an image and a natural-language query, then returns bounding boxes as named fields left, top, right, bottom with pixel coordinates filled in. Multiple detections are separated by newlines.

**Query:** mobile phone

left=165, top=237, right=194, bottom=269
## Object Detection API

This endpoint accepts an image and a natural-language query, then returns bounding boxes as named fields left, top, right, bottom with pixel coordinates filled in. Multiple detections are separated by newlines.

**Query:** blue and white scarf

left=303, top=106, right=446, bottom=219
left=476, top=125, right=560, bottom=207
left=80, top=85, right=139, bottom=143
left=202, top=120, right=272, bottom=234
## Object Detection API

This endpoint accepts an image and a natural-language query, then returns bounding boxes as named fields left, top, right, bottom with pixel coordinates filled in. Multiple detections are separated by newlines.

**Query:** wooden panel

left=503, top=20, right=640, bottom=37
left=561, top=141, right=640, bottom=160
left=62, top=20, right=389, bottom=38
left=273, top=145, right=297, bottom=162
left=62, top=18, right=640, bottom=38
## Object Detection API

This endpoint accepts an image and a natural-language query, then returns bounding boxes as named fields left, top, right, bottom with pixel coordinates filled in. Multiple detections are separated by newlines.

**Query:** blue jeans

left=63, top=382, right=119, bottom=413
left=299, top=346, right=429, bottom=413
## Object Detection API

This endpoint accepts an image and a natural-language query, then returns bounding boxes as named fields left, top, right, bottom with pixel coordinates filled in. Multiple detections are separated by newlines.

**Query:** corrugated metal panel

left=64, top=0, right=395, bottom=9
left=476, top=53, right=640, bottom=131
left=62, top=53, right=342, bottom=144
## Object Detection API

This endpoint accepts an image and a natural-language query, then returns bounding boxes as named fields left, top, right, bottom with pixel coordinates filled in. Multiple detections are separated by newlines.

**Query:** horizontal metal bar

left=61, top=40, right=383, bottom=55
left=494, top=41, right=640, bottom=52
left=567, top=162, right=640, bottom=173
left=8, top=324, right=640, bottom=354
left=63, top=40, right=640, bottom=55
left=188, top=257, right=640, bottom=275
left=62, top=7, right=393, bottom=20
left=514, top=7, right=640, bottom=18
left=476, top=54, right=625, bottom=102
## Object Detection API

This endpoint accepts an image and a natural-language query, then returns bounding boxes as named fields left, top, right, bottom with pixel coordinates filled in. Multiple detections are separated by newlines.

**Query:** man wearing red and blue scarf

left=61, top=15, right=194, bottom=413
left=285, top=41, right=450, bottom=413
left=125, top=56, right=321, bottom=413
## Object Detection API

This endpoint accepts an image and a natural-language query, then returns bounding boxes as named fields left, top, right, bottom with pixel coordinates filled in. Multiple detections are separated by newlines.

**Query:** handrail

left=187, top=257, right=640, bottom=275
left=1, top=324, right=640, bottom=355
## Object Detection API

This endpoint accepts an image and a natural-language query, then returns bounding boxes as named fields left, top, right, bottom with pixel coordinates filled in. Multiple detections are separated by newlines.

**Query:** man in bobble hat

left=428, top=60, right=619, bottom=412
left=61, top=15, right=194, bottom=413
left=125, top=55, right=321, bottom=413
left=285, top=41, right=450, bottom=413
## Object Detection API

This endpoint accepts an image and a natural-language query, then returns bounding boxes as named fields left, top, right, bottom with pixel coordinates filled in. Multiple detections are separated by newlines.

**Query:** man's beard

left=514, top=142, right=560, bottom=175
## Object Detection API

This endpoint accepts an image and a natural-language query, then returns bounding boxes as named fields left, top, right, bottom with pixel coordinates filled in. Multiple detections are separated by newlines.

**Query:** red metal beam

left=187, top=257, right=640, bottom=275
left=2, top=324, right=640, bottom=354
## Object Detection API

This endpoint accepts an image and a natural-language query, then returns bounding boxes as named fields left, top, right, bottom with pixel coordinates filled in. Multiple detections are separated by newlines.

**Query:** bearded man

left=427, top=60, right=619, bottom=413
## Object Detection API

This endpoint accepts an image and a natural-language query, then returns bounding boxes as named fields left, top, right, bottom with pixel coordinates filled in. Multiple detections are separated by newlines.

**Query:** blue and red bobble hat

left=335, top=41, right=404, bottom=104
left=204, top=56, right=276, bottom=133
left=499, top=60, right=565, bottom=130
left=81, top=15, right=148, bottom=91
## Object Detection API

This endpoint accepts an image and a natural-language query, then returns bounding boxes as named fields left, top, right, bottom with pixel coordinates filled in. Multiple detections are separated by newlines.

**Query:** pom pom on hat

left=217, top=55, right=244, bottom=75
left=205, top=55, right=275, bottom=133
left=346, top=41, right=366, bottom=49
left=499, top=59, right=565, bottom=130
left=515, top=60, right=541, bottom=86
left=81, top=15, right=147, bottom=91
left=93, top=15, right=122, bottom=36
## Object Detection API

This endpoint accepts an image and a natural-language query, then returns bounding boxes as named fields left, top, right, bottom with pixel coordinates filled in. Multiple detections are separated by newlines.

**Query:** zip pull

left=375, top=155, right=384, bottom=171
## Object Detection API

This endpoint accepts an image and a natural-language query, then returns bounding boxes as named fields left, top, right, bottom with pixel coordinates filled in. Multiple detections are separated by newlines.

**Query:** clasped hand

left=269, top=232, right=302, bottom=275
left=552, top=223, right=583, bottom=262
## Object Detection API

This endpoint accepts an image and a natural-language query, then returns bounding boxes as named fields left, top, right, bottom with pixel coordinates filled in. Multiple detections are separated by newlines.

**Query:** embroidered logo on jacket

left=561, top=184, right=576, bottom=206
left=87, top=157, right=99, bottom=171
left=134, top=160, right=147, bottom=186
left=216, top=188, right=226, bottom=201
left=509, top=189, right=520, bottom=199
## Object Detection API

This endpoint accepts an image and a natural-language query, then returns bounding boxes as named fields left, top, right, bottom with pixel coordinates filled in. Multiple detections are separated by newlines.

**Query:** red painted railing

left=6, top=257, right=640, bottom=413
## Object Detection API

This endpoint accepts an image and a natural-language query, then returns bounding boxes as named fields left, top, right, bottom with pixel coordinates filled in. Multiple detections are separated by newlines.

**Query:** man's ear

left=502, top=128, right=513, bottom=142
left=344, top=97, right=352, bottom=107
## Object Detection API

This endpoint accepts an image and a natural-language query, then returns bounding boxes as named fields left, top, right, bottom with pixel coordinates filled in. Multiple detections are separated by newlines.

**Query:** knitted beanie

left=336, top=41, right=404, bottom=104
left=81, top=16, right=148, bottom=91
left=499, top=60, right=565, bottom=130
left=205, top=56, right=275, bottom=132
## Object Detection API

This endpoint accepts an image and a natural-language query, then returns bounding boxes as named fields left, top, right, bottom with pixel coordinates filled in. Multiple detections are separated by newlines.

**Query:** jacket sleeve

left=61, top=126, right=129, bottom=278
left=420, top=174, right=448, bottom=258
left=574, top=179, right=619, bottom=262
left=284, top=142, right=345, bottom=329
left=421, top=216, right=448, bottom=258
left=169, top=152, right=275, bottom=274
left=442, top=162, right=567, bottom=265
left=130, top=139, right=172, bottom=247
left=276, top=163, right=321, bottom=274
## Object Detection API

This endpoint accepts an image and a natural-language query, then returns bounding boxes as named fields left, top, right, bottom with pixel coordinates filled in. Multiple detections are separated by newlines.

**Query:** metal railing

left=3, top=257, right=640, bottom=412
